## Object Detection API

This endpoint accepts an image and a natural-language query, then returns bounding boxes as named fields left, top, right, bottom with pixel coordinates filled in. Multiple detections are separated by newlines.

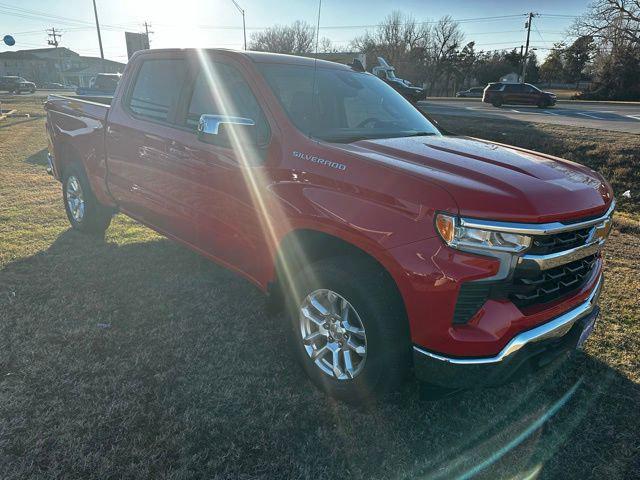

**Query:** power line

left=0, top=2, right=135, bottom=30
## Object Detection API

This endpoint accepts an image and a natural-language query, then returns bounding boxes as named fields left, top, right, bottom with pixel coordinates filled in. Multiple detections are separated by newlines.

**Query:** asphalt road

left=419, top=98, right=640, bottom=134
left=3, top=90, right=639, bottom=134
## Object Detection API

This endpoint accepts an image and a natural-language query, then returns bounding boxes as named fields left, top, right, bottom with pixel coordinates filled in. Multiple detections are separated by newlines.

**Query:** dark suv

left=483, top=82, right=556, bottom=108
left=0, top=76, right=36, bottom=94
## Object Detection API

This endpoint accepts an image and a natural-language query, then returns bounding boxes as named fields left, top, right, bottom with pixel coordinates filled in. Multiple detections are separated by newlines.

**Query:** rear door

left=502, top=84, right=519, bottom=104
left=105, top=53, right=197, bottom=241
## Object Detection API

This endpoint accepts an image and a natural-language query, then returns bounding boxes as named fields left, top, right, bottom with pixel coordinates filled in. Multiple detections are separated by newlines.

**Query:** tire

left=283, top=256, right=411, bottom=403
left=492, top=97, right=503, bottom=107
left=62, top=164, right=112, bottom=235
left=537, top=99, right=549, bottom=108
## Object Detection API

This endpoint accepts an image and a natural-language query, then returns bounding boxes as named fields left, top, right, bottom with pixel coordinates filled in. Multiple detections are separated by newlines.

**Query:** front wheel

left=62, top=164, right=112, bottom=234
left=284, top=256, right=411, bottom=403
left=537, top=99, right=549, bottom=108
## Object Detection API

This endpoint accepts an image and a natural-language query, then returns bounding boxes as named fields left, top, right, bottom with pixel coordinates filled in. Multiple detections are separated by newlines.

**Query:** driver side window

left=185, top=63, right=270, bottom=145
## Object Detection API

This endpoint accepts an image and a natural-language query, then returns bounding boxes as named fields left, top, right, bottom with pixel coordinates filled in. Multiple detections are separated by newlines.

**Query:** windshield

left=260, top=64, right=440, bottom=143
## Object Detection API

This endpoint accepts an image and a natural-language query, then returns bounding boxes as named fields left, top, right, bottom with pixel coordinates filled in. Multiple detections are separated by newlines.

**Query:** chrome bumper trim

left=518, top=239, right=603, bottom=271
left=413, top=273, right=603, bottom=365
left=460, top=201, right=615, bottom=235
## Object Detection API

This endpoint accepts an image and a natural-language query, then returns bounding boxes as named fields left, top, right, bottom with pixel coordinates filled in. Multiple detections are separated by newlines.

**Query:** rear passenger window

left=128, top=59, right=187, bottom=123
left=504, top=84, right=522, bottom=92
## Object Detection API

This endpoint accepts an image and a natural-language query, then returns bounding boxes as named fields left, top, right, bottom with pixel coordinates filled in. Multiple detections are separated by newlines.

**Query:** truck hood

left=335, top=135, right=613, bottom=222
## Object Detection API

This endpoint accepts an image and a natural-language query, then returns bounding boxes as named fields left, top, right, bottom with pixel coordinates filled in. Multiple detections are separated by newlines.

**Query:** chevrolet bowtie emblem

left=590, top=219, right=612, bottom=243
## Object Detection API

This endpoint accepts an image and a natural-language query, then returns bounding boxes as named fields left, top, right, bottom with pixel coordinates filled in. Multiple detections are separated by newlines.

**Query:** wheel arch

left=268, top=228, right=406, bottom=318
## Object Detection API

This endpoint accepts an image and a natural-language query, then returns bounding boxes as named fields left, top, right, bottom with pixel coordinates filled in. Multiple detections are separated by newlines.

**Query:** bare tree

left=319, top=37, right=338, bottom=53
left=351, top=11, right=430, bottom=83
left=573, top=0, right=640, bottom=99
left=575, top=0, right=640, bottom=44
left=249, top=20, right=316, bottom=54
left=425, top=15, right=464, bottom=95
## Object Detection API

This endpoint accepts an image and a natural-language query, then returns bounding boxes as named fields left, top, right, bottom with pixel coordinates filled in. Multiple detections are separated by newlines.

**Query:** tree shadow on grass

left=0, top=229, right=638, bottom=479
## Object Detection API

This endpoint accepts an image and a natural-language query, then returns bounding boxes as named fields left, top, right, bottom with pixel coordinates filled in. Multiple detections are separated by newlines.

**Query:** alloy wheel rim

left=66, top=175, right=85, bottom=222
left=299, top=289, right=367, bottom=380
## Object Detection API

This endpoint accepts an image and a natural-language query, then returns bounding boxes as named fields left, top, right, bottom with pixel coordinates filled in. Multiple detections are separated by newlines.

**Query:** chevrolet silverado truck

left=44, top=49, right=614, bottom=402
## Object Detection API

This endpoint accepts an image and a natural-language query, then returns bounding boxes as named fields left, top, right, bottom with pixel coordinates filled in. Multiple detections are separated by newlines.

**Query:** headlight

left=435, top=213, right=531, bottom=253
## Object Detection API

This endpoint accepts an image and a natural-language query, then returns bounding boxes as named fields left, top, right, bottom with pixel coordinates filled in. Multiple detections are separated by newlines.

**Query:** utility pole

left=231, top=0, right=247, bottom=50
left=92, top=0, right=104, bottom=59
left=521, top=12, right=537, bottom=83
left=47, top=28, right=62, bottom=83
left=47, top=27, right=61, bottom=48
left=143, top=21, right=153, bottom=48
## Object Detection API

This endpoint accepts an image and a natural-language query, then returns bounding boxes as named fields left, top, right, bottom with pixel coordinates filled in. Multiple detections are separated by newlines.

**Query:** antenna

left=309, top=0, right=322, bottom=139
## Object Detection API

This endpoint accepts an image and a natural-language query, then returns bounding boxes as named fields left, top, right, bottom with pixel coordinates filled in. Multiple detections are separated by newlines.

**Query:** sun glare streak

left=194, top=49, right=375, bottom=403
left=424, top=378, right=584, bottom=480
left=193, top=49, right=309, bottom=310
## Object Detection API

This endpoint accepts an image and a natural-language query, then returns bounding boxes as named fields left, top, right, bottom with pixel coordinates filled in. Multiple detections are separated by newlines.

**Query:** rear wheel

left=62, top=164, right=112, bottom=234
left=284, top=256, right=411, bottom=403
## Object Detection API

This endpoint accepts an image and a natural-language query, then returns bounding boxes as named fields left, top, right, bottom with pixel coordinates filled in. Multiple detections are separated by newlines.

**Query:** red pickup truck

left=45, top=49, right=614, bottom=402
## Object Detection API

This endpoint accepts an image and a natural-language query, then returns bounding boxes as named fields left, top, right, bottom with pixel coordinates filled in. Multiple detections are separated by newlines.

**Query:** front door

left=160, top=56, right=275, bottom=282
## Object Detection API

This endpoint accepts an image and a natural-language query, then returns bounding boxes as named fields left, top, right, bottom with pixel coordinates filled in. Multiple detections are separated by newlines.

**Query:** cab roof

left=137, top=48, right=352, bottom=70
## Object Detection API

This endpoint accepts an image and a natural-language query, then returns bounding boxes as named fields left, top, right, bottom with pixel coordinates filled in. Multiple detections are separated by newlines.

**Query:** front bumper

left=413, top=273, right=603, bottom=387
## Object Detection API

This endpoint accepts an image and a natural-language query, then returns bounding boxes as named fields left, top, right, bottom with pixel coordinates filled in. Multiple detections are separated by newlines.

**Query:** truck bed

left=44, top=94, right=113, bottom=206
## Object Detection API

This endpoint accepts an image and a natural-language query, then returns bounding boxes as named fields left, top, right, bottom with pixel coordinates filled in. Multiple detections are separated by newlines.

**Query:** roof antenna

left=309, top=0, right=322, bottom=140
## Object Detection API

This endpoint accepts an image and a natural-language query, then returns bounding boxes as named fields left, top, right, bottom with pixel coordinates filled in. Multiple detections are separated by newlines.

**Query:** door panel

left=105, top=55, right=196, bottom=241
left=168, top=58, right=274, bottom=280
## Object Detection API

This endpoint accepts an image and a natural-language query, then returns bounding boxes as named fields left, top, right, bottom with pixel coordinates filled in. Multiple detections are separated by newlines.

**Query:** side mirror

left=197, top=114, right=256, bottom=146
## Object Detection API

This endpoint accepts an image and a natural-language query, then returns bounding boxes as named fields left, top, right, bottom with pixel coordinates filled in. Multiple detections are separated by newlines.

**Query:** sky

left=0, top=0, right=592, bottom=63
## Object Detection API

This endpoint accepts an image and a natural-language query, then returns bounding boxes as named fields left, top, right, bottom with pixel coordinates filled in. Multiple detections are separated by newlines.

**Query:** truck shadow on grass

left=0, top=229, right=638, bottom=479
left=24, top=148, right=48, bottom=166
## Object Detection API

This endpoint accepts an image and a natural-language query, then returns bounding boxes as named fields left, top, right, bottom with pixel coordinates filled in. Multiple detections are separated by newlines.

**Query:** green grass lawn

left=1, top=96, right=639, bottom=479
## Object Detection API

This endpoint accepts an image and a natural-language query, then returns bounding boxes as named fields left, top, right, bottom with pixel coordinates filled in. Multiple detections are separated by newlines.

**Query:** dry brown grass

left=0, top=95, right=639, bottom=479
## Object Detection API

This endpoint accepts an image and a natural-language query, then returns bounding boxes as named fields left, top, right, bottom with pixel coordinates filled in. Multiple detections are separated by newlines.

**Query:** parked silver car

left=456, top=86, right=484, bottom=98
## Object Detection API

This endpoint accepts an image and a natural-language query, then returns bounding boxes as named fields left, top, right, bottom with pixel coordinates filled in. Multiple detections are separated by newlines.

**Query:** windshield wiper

left=399, top=131, right=437, bottom=138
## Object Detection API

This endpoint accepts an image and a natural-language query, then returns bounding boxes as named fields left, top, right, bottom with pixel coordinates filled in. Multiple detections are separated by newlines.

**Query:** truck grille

left=510, top=254, right=597, bottom=308
left=527, top=226, right=593, bottom=255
